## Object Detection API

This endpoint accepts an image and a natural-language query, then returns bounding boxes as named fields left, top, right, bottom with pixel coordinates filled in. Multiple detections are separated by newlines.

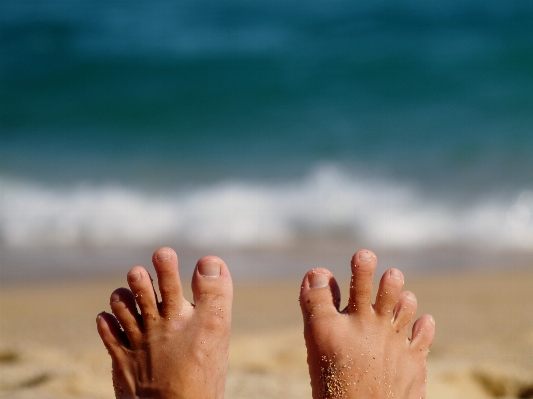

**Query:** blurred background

left=1, top=0, right=532, bottom=282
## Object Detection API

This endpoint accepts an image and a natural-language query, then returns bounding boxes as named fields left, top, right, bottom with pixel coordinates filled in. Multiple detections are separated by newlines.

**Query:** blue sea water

left=1, top=0, right=532, bottom=265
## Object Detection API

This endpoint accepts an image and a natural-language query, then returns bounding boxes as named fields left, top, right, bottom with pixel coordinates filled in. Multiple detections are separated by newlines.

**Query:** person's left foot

left=300, top=249, right=435, bottom=399
left=96, top=247, right=233, bottom=399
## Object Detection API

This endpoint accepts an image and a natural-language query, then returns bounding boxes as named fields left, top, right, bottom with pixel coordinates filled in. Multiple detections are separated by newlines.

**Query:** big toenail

left=198, top=260, right=221, bottom=278
left=128, top=272, right=142, bottom=282
left=358, top=251, right=374, bottom=262
left=156, top=251, right=171, bottom=261
left=111, top=292, right=121, bottom=303
left=309, top=272, right=329, bottom=289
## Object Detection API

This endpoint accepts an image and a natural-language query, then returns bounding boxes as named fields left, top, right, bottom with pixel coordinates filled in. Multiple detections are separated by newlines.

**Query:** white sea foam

left=1, top=165, right=532, bottom=252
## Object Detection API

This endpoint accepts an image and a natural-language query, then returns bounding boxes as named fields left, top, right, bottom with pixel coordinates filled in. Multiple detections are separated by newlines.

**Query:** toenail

left=111, top=292, right=121, bottom=303
left=128, top=272, right=142, bottom=282
left=309, top=272, right=329, bottom=289
left=390, top=269, right=403, bottom=281
left=156, top=250, right=172, bottom=261
left=358, top=251, right=375, bottom=262
left=429, top=316, right=435, bottom=325
left=198, top=259, right=221, bottom=278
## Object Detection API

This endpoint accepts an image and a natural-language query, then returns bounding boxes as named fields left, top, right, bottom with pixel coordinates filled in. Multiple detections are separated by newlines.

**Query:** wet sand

left=1, top=266, right=532, bottom=398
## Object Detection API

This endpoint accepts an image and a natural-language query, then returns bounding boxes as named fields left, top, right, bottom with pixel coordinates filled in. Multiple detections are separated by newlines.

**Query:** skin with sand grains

left=96, top=247, right=233, bottom=399
left=95, top=247, right=434, bottom=399
left=299, top=249, right=436, bottom=399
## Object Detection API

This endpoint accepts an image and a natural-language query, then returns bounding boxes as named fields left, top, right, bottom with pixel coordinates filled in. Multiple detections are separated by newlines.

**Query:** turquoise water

left=1, top=0, right=532, bottom=261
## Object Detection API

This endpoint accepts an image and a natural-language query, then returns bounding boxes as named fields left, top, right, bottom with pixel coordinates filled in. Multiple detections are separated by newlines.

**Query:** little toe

left=191, top=256, right=233, bottom=317
left=96, top=312, right=128, bottom=355
left=110, top=288, right=142, bottom=345
left=374, top=268, right=404, bottom=316
left=410, top=314, right=436, bottom=355
left=348, top=249, right=377, bottom=313
left=127, top=266, right=160, bottom=324
left=300, top=268, right=341, bottom=323
left=152, top=247, right=184, bottom=317
left=392, top=291, right=418, bottom=332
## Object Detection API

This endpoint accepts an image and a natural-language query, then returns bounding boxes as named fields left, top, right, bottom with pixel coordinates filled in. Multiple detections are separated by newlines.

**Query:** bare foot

left=300, top=249, right=435, bottom=399
left=96, top=247, right=232, bottom=399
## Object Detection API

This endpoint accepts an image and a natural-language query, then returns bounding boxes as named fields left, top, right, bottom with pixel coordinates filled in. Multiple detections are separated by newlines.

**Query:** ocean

left=1, top=0, right=532, bottom=280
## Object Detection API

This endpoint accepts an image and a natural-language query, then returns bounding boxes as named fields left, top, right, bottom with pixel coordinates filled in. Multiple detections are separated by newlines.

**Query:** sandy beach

left=1, top=260, right=532, bottom=399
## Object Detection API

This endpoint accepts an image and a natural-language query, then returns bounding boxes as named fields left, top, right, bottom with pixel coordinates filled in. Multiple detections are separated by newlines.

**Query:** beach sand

left=1, top=263, right=532, bottom=398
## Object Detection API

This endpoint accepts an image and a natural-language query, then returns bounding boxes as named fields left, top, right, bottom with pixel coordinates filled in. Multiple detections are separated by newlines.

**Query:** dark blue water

left=1, top=0, right=532, bottom=256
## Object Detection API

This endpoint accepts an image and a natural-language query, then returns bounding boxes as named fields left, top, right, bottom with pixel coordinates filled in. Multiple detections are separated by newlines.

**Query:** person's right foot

left=299, top=249, right=435, bottom=399
left=96, top=247, right=233, bottom=399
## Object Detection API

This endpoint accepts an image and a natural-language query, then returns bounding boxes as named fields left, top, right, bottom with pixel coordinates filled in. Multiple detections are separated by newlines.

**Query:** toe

left=152, top=247, right=184, bottom=317
left=300, top=268, right=341, bottom=323
left=191, top=256, right=233, bottom=318
left=347, top=249, right=377, bottom=314
left=96, top=312, right=127, bottom=355
left=374, top=268, right=404, bottom=316
left=392, top=291, right=418, bottom=332
left=127, top=266, right=160, bottom=324
left=410, top=314, right=435, bottom=355
left=110, top=288, right=143, bottom=346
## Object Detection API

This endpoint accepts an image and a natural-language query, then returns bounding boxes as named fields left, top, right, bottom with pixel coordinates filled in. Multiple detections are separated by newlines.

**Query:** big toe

left=191, top=256, right=233, bottom=326
left=299, top=268, right=341, bottom=323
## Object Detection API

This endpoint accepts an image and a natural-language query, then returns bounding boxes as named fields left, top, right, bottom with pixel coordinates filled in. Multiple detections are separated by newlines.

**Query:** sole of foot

left=96, top=247, right=233, bottom=399
left=300, top=249, right=435, bottom=399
